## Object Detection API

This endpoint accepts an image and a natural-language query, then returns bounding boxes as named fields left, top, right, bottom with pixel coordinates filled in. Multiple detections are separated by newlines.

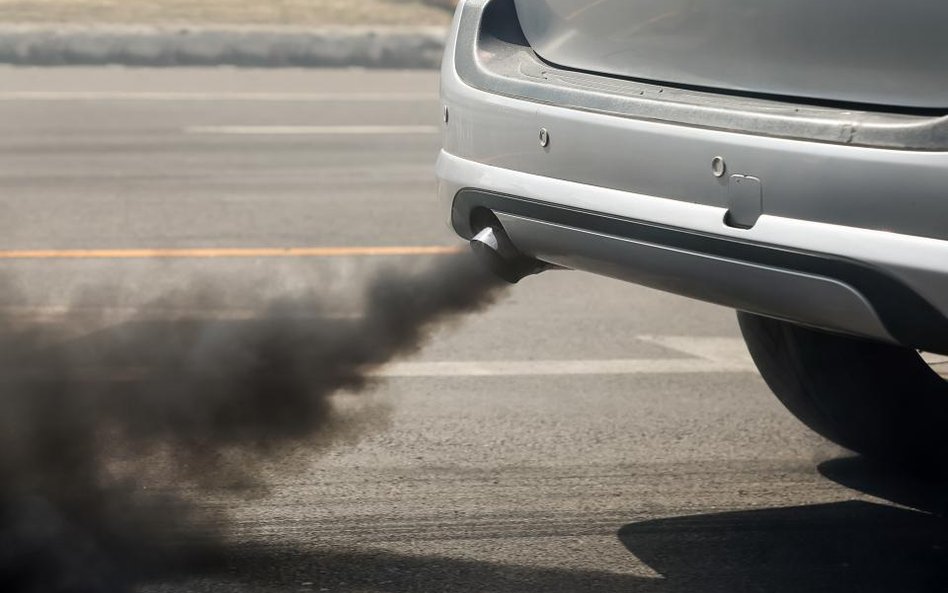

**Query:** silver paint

left=455, top=0, right=948, bottom=151
left=442, top=17, right=948, bottom=243
left=725, top=175, right=762, bottom=230
left=514, top=0, right=948, bottom=109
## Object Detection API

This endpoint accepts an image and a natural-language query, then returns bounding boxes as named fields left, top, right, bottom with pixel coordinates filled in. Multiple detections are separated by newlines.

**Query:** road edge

left=0, top=24, right=447, bottom=68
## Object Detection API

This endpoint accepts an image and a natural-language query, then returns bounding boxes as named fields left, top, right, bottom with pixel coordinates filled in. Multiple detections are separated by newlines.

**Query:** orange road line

left=0, top=245, right=464, bottom=260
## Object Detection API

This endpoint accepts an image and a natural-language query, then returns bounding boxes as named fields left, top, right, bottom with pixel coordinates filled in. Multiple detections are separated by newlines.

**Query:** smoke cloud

left=0, top=252, right=505, bottom=592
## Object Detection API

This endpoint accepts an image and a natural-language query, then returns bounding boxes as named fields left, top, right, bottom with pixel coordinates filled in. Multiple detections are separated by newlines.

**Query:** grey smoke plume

left=0, top=252, right=505, bottom=592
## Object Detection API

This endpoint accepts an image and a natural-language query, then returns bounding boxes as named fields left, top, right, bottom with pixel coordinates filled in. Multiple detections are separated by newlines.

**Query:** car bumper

left=437, top=0, right=948, bottom=353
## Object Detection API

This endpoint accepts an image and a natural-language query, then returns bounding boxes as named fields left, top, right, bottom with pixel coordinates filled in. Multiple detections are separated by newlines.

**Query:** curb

left=0, top=25, right=447, bottom=68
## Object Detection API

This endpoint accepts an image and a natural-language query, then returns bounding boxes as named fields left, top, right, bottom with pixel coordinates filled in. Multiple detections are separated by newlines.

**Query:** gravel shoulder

left=0, top=0, right=454, bottom=26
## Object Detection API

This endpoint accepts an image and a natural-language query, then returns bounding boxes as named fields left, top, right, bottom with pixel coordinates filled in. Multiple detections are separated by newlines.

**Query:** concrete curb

left=0, top=24, right=447, bottom=68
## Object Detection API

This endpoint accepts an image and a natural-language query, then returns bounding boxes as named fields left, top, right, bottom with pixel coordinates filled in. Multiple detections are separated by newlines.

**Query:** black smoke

left=0, top=252, right=505, bottom=592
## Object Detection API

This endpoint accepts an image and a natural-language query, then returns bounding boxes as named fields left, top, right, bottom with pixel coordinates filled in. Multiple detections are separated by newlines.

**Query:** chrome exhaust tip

left=470, top=225, right=547, bottom=284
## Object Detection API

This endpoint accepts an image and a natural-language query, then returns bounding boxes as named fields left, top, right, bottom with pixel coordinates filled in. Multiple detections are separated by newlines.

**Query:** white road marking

left=186, top=125, right=440, bottom=135
left=637, top=335, right=754, bottom=367
left=372, top=337, right=757, bottom=378
left=0, top=92, right=438, bottom=102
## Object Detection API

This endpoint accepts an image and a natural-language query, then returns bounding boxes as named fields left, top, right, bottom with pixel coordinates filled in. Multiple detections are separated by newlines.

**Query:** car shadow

left=617, top=455, right=948, bottom=593
left=618, top=499, right=946, bottom=593
left=181, top=545, right=658, bottom=593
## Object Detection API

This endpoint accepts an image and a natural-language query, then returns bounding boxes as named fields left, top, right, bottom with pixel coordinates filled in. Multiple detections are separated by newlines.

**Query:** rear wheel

left=737, top=312, right=948, bottom=473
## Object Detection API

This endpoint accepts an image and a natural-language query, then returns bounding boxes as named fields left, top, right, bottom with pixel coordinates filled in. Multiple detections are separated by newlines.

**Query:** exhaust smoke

left=0, top=252, right=506, bottom=592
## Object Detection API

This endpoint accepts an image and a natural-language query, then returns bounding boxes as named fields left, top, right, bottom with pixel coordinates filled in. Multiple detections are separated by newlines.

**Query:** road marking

left=0, top=245, right=462, bottom=260
left=0, top=92, right=438, bottom=102
left=186, top=125, right=440, bottom=135
left=637, top=335, right=753, bottom=367
left=0, top=320, right=752, bottom=377
left=372, top=337, right=757, bottom=377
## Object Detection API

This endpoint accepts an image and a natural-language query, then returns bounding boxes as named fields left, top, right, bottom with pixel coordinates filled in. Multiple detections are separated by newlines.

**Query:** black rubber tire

left=737, top=312, right=948, bottom=473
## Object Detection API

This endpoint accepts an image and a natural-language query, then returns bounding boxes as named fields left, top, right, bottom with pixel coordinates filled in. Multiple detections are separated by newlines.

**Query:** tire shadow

left=617, top=455, right=948, bottom=593
left=818, top=455, right=948, bottom=516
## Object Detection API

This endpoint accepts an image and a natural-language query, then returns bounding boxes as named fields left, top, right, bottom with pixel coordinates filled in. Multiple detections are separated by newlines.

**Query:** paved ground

left=0, top=67, right=945, bottom=593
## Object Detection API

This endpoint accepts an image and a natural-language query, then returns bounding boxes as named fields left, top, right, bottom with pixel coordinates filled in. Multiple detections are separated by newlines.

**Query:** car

left=437, top=0, right=948, bottom=470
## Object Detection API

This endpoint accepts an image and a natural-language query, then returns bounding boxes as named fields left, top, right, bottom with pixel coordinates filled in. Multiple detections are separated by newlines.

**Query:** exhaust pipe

left=470, top=225, right=548, bottom=284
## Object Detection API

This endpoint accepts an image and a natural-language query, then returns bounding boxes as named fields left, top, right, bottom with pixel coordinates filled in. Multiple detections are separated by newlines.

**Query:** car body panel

left=445, top=1, right=948, bottom=243
left=439, top=0, right=948, bottom=353
left=514, top=0, right=948, bottom=110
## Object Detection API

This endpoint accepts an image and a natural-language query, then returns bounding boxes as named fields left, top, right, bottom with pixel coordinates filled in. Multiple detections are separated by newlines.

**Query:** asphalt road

left=0, top=67, right=945, bottom=593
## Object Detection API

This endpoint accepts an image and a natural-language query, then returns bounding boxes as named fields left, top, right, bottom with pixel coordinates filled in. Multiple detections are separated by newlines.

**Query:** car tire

left=737, top=312, right=948, bottom=473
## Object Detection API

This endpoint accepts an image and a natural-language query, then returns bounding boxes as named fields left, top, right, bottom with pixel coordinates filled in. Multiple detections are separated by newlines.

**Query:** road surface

left=0, top=67, right=944, bottom=593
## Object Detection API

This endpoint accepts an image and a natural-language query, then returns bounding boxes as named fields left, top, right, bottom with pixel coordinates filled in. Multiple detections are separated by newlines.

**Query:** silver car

left=438, top=0, right=948, bottom=468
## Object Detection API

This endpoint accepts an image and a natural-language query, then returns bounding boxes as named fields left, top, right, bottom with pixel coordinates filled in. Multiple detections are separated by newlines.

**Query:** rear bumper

left=438, top=0, right=948, bottom=352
